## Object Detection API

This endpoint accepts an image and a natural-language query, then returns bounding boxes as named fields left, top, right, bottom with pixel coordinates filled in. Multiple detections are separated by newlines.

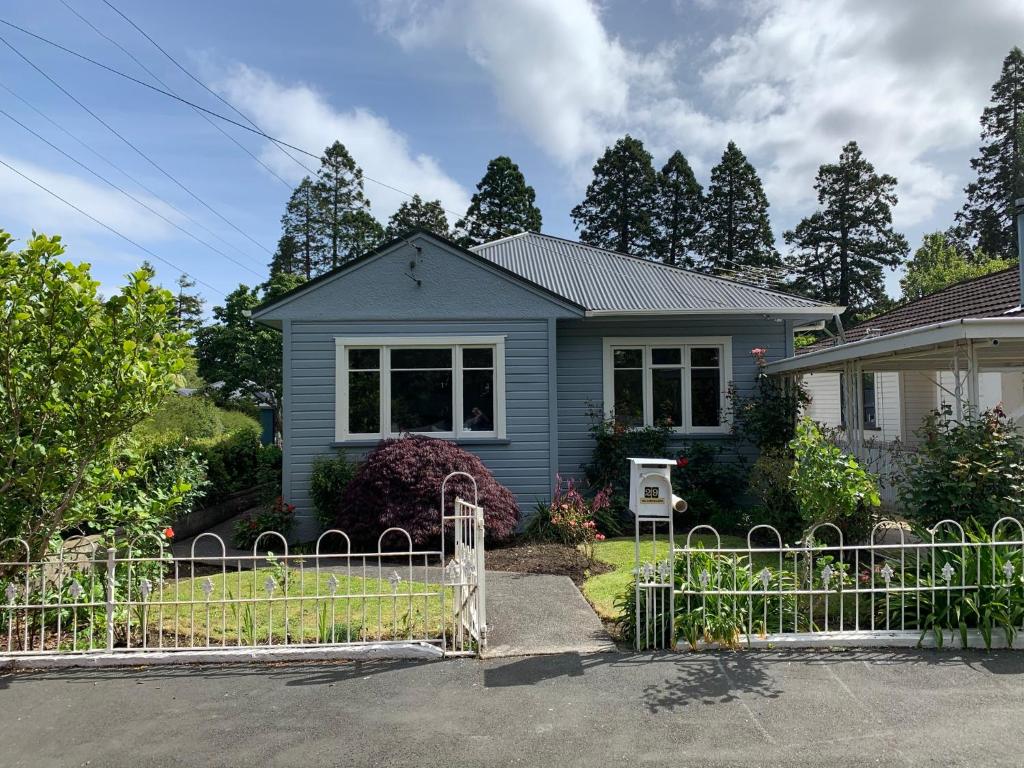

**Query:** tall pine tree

left=785, top=141, right=909, bottom=315
left=268, top=233, right=300, bottom=278
left=652, top=150, right=704, bottom=267
left=314, top=141, right=383, bottom=271
left=571, top=135, right=657, bottom=256
left=699, top=142, right=778, bottom=274
left=172, top=273, right=204, bottom=339
left=456, top=156, right=542, bottom=245
left=280, top=177, right=321, bottom=279
left=386, top=194, right=451, bottom=239
left=955, top=47, right=1024, bottom=260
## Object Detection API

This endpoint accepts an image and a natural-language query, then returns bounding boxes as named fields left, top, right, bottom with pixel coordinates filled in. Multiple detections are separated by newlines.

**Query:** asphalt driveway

left=2, top=650, right=1023, bottom=767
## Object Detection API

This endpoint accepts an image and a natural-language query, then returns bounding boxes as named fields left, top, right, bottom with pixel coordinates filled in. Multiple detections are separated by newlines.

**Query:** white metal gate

left=441, top=471, right=487, bottom=651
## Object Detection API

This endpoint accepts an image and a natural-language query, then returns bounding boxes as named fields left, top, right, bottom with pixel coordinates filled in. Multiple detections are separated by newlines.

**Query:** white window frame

left=335, top=335, right=507, bottom=441
left=602, top=336, right=733, bottom=435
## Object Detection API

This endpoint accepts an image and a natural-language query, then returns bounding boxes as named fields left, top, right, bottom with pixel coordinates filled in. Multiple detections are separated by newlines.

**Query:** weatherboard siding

left=554, top=316, right=789, bottom=481
left=285, top=319, right=555, bottom=540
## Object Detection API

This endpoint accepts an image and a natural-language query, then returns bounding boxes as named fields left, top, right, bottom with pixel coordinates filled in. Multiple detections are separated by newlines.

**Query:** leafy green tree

left=195, top=282, right=291, bottom=443
left=456, top=156, right=542, bottom=245
left=652, top=150, right=704, bottom=267
left=900, top=232, right=1012, bottom=301
left=571, top=135, right=657, bottom=256
left=699, top=141, right=779, bottom=274
left=955, top=47, right=1024, bottom=260
left=280, top=177, right=321, bottom=279
left=314, top=141, right=384, bottom=271
left=785, top=141, right=909, bottom=316
left=172, top=273, right=204, bottom=338
left=385, top=194, right=451, bottom=239
left=0, top=232, right=189, bottom=556
left=268, top=233, right=300, bottom=278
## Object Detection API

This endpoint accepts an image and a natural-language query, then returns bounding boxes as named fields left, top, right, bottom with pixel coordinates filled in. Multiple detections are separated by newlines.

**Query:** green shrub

left=584, top=417, right=672, bottom=522
left=728, top=347, right=810, bottom=451
left=197, top=426, right=281, bottom=505
left=745, top=447, right=804, bottom=543
left=310, top=453, right=358, bottom=530
left=672, top=441, right=746, bottom=530
left=522, top=476, right=610, bottom=560
left=133, top=394, right=260, bottom=448
left=789, top=418, right=878, bottom=544
left=232, top=497, right=296, bottom=550
left=899, top=408, right=1024, bottom=530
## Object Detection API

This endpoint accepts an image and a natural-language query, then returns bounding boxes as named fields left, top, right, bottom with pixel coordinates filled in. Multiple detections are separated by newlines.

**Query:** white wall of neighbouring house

left=801, top=370, right=902, bottom=442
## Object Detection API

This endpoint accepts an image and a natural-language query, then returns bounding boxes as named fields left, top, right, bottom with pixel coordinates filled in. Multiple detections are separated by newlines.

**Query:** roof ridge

left=470, top=230, right=531, bottom=251
left=509, top=232, right=832, bottom=308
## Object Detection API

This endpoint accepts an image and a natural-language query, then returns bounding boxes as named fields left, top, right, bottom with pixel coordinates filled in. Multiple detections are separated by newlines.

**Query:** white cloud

left=210, top=64, right=470, bottom=222
left=0, top=154, right=178, bottom=243
left=369, top=0, right=1024, bottom=231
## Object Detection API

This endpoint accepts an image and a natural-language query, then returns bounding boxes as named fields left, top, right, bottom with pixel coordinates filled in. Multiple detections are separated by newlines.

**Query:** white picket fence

left=0, top=474, right=487, bottom=663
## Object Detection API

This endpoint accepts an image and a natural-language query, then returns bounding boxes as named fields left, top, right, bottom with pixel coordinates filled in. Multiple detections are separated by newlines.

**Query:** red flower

left=676, top=457, right=689, bottom=468
left=163, top=527, right=175, bottom=540
left=595, top=533, right=606, bottom=541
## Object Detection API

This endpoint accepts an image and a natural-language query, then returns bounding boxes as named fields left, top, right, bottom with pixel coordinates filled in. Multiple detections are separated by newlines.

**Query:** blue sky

left=2, top=0, right=1022, bottom=309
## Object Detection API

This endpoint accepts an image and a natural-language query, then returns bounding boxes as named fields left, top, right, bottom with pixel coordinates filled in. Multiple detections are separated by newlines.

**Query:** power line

left=58, top=0, right=294, bottom=190
left=0, top=78, right=271, bottom=273
left=0, top=105, right=264, bottom=279
left=98, top=0, right=315, bottom=177
left=0, top=155, right=224, bottom=297
left=0, top=30, right=271, bottom=261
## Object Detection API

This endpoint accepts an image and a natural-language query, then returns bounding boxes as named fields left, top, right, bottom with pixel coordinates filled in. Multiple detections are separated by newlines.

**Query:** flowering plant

left=544, top=475, right=611, bottom=562
left=232, top=496, right=296, bottom=550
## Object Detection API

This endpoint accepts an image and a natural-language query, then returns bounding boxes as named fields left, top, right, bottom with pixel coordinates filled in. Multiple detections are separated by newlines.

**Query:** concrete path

left=4, top=650, right=1024, bottom=766
left=483, top=571, right=616, bottom=657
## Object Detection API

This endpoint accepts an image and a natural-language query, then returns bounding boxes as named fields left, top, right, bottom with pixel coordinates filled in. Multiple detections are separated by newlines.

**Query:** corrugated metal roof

left=800, top=267, right=1022, bottom=354
left=471, top=232, right=833, bottom=313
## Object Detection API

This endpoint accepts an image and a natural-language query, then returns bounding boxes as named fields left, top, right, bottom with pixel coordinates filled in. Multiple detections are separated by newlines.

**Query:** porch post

left=953, top=341, right=963, bottom=421
left=852, top=361, right=864, bottom=459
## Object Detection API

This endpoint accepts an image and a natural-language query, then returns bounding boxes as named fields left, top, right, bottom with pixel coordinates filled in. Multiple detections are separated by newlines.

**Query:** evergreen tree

left=955, top=47, right=1024, bottom=260
left=652, top=150, right=704, bottom=267
left=900, top=232, right=1012, bottom=301
left=314, top=141, right=384, bottom=271
left=456, top=156, right=542, bottom=245
left=571, top=135, right=658, bottom=256
left=172, top=273, right=204, bottom=339
left=280, top=177, right=321, bottom=279
left=268, top=233, right=300, bottom=278
left=699, top=141, right=778, bottom=274
left=785, top=141, right=909, bottom=315
left=385, top=194, right=451, bottom=239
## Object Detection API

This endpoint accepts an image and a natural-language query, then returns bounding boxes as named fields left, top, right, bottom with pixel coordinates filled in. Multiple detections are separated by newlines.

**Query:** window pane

left=349, top=348, right=379, bottom=370
left=463, top=347, right=493, bottom=369
left=651, top=348, right=681, bottom=366
left=691, top=347, right=720, bottom=367
left=613, top=369, right=644, bottom=427
left=613, top=348, right=642, bottom=369
left=391, top=370, right=452, bottom=432
left=348, top=371, right=380, bottom=433
left=863, top=373, right=877, bottom=429
left=652, top=368, right=682, bottom=427
left=691, top=368, right=721, bottom=427
left=391, top=348, right=452, bottom=369
left=462, top=370, right=494, bottom=431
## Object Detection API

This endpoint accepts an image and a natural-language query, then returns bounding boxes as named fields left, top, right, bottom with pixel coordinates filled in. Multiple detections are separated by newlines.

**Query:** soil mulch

left=485, top=542, right=612, bottom=586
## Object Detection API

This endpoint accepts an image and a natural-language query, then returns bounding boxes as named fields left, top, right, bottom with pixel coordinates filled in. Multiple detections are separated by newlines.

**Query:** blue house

left=253, top=230, right=841, bottom=539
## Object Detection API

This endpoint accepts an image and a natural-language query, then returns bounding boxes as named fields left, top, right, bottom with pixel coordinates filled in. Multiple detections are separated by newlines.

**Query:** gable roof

left=471, top=232, right=839, bottom=315
left=800, top=267, right=1021, bottom=354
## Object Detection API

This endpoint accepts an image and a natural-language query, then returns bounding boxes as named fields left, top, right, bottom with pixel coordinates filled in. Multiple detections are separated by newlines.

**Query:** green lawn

left=142, top=568, right=454, bottom=646
left=582, top=534, right=765, bottom=621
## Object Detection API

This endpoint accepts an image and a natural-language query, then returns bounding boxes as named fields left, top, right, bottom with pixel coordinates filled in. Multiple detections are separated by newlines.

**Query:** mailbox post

left=628, top=458, right=686, bottom=650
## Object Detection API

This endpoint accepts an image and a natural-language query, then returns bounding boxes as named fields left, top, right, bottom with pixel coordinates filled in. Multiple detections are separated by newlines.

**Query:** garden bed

left=485, top=542, right=612, bottom=586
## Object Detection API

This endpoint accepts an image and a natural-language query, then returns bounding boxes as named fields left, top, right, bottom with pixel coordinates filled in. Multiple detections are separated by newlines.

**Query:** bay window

left=336, top=336, right=506, bottom=441
left=603, top=337, right=732, bottom=434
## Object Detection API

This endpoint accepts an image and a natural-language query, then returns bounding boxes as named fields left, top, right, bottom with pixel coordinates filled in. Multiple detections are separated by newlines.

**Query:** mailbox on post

left=628, top=458, right=688, bottom=519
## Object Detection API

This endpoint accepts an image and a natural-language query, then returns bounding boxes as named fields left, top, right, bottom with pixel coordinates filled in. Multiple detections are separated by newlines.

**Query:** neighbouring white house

left=765, top=203, right=1024, bottom=508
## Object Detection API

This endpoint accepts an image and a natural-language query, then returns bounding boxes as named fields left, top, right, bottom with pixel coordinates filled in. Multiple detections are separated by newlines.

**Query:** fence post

left=105, top=547, right=116, bottom=653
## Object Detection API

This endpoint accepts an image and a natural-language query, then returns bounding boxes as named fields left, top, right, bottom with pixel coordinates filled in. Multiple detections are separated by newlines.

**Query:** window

left=335, top=336, right=506, bottom=441
left=840, top=372, right=878, bottom=430
left=603, top=337, right=732, bottom=434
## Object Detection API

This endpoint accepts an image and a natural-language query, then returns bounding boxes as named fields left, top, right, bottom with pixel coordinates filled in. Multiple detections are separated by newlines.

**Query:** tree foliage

left=314, top=141, right=384, bottom=271
left=456, top=156, right=542, bottom=245
left=652, top=150, right=704, bottom=267
left=268, top=233, right=301, bottom=279
left=0, top=232, right=189, bottom=555
left=571, top=135, right=657, bottom=256
left=279, top=177, right=321, bottom=280
left=172, top=273, right=204, bottom=338
left=955, top=47, right=1024, bottom=260
left=900, top=232, right=1012, bottom=301
left=699, top=141, right=779, bottom=273
left=785, top=141, right=909, bottom=316
left=385, top=194, right=451, bottom=239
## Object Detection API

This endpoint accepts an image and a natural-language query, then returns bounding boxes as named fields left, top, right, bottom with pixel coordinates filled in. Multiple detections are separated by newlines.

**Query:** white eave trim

left=764, top=317, right=1024, bottom=375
